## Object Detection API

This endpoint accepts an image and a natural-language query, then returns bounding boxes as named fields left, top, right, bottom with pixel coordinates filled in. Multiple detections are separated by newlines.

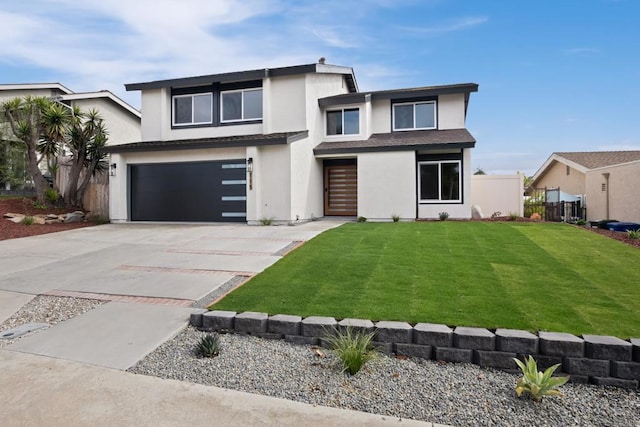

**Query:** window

left=393, top=101, right=436, bottom=131
left=418, top=160, right=461, bottom=202
left=173, top=93, right=212, bottom=126
left=221, top=88, right=263, bottom=122
left=326, top=108, right=359, bottom=136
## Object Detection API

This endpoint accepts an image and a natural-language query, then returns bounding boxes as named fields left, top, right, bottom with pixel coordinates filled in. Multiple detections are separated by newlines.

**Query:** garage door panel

left=130, top=160, right=246, bottom=222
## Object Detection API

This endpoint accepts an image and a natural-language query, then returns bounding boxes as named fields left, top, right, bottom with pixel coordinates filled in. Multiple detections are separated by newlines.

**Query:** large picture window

left=221, top=88, right=263, bottom=122
left=418, top=160, right=461, bottom=202
left=326, top=108, right=359, bottom=136
left=393, top=101, right=436, bottom=131
left=172, top=93, right=212, bottom=126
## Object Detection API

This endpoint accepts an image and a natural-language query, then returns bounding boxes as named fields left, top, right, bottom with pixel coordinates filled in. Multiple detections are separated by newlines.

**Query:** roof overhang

left=0, top=83, right=73, bottom=94
left=60, top=91, right=141, bottom=119
left=318, top=83, right=478, bottom=108
left=313, top=128, right=476, bottom=156
left=102, top=131, right=308, bottom=154
left=126, top=63, right=358, bottom=93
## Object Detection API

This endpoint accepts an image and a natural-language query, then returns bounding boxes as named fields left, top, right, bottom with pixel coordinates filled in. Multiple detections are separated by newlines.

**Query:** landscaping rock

left=8, top=215, right=24, bottom=223
left=435, top=347, right=473, bottom=363
left=301, top=316, right=337, bottom=337
left=563, top=357, right=610, bottom=377
left=590, top=377, right=638, bottom=390
left=413, top=323, right=453, bottom=347
left=471, top=205, right=483, bottom=219
left=583, top=334, right=632, bottom=361
left=202, top=310, right=236, bottom=332
left=64, top=211, right=85, bottom=223
left=453, top=327, right=495, bottom=350
left=234, top=311, right=268, bottom=334
left=474, top=350, right=517, bottom=370
left=338, top=318, right=374, bottom=336
left=189, top=309, right=208, bottom=328
left=2, top=212, right=19, bottom=218
left=539, top=331, right=584, bottom=357
left=632, top=338, right=640, bottom=362
left=610, top=361, right=640, bottom=380
left=33, top=215, right=46, bottom=225
left=395, top=343, right=432, bottom=360
left=374, top=321, right=412, bottom=343
left=495, top=328, right=538, bottom=353
left=267, top=314, right=302, bottom=335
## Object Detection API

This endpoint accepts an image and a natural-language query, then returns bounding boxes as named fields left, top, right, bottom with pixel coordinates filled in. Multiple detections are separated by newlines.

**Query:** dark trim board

left=314, top=142, right=474, bottom=156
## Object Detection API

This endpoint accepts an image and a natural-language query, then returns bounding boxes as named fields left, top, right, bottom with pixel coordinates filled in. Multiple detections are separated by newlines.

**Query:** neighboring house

left=529, top=151, right=640, bottom=223
left=0, top=83, right=142, bottom=147
left=104, top=62, right=478, bottom=223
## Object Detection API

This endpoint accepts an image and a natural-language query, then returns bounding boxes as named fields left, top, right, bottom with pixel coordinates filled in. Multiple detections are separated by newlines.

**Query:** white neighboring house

left=0, top=83, right=142, bottom=147
left=104, top=62, right=478, bottom=223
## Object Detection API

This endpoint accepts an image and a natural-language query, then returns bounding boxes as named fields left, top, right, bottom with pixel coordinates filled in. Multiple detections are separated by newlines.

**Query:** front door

left=324, top=163, right=357, bottom=216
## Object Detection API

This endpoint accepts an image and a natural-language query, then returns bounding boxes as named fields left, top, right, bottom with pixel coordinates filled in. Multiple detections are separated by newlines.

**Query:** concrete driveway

left=0, top=221, right=343, bottom=369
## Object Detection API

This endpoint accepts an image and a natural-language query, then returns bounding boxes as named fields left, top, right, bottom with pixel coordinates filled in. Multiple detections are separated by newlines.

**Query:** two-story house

left=104, top=62, right=478, bottom=223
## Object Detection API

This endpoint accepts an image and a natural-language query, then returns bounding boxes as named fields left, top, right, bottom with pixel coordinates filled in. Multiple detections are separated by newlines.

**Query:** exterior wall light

left=110, top=163, right=117, bottom=177
left=247, top=157, right=253, bottom=190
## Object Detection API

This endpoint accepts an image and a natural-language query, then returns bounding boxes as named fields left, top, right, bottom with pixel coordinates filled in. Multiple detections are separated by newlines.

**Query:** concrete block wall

left=191, top=310, right=640, bottom=390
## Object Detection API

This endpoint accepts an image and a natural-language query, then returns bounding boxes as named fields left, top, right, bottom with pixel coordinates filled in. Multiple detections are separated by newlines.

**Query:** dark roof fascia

left=319, top=83, right=479, bottom=107
left=314, top=141, right=475, bottom=156
left=126, top=64, right=357, bottom=92
left=102, top=131, right=308, bottom=154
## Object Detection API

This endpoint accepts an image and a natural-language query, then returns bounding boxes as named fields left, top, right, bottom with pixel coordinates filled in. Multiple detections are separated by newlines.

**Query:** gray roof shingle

left=313, top=129, right=475, bottom=155
left=555, top=151, right=640, bottom=169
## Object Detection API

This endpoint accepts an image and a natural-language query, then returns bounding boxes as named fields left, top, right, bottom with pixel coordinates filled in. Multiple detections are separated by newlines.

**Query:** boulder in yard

left=64, top=211, right=85, bottom=223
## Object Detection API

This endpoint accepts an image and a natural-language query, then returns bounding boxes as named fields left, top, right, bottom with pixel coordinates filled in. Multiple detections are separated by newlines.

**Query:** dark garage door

left=130, top=160, right=246, bottom=222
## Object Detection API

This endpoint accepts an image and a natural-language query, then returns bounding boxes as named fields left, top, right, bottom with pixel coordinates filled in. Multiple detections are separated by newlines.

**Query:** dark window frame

left=326, top=107, right=360, bottom=136
left=391, top=96, right=438, bottom=132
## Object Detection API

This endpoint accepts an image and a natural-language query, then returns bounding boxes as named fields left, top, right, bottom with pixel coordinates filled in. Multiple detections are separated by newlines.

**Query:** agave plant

left=197, top=333, right=221, bottom=358
left=513, top=356, right=569, bottom=402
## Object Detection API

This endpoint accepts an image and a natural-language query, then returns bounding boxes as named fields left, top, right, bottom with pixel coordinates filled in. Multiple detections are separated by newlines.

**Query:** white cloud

left=397, top=16, right=489, bottom=35
left=565, top=47, right=601, bottom=56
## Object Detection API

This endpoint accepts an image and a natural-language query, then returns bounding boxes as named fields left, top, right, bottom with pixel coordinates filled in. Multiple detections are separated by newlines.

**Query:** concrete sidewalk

left=0, top=350, right=434, bottom=426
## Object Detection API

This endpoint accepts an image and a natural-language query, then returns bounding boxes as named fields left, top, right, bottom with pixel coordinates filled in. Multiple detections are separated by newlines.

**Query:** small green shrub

left=513, top=356, right=569, bottom=402
left=21, top=215, right=35, bottom=226
left=32, top=202, right=46, bottom=210
left=324, top=327, right=377, bottom=375
left=44, top=188, right=60, bottom=204
left=197, top=333, right=221, bottom=357
left=438, top=212, right=449, bottom=221
left=259, top=217, right=273, bottom=226
left=391, top=214, right=400, bottom=223
left=86, top=215, right=110, bottom=225
left=626, top=229, right=640, bottom=239
left=576, top=219, right=587, bottom=226
left=357, top=216, right=367, bottom=223
left=508, top=212, right=518, bottom=221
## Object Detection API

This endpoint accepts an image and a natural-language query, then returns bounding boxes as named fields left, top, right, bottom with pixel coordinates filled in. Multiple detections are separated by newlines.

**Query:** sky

left=1, top=0, right=638, bottom=176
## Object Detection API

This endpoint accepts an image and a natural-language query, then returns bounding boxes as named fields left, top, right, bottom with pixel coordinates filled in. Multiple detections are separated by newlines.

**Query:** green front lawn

left=212, top=222, right=640, bottom=338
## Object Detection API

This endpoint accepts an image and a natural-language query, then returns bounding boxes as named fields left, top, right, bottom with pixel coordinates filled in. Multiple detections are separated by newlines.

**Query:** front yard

left=212, top=222, right=640, bottom=338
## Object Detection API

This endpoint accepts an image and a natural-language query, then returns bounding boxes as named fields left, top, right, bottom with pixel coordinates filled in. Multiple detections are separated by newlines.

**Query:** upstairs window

left=326, top=108, right=359, bottom=136
left=419, top=160, right=461, bottom=202
left=221, top=88, right=263, bottom=122
left=393, top=101, right=436, bottom=131
left=173, top=93, right=212, bottom=126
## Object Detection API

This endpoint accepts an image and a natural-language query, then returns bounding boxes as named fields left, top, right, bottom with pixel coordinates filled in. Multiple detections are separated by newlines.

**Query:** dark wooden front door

left=324, top=164, right=357, bottom=216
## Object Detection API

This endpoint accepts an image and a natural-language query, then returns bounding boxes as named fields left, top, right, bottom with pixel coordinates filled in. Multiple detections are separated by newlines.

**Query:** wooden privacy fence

left=56, top=158, right=109, bottom=218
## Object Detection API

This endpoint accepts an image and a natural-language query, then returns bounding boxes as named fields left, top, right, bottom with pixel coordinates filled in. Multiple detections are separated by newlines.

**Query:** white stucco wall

left=585, top=161, right=640, bottom=223
left=417, top=149, right=472, bottom=219
left=266, top=75, right=307, bottom=133
left=471, top=174, right=524, bottom=218
left=253, top=144, right=291, bottom=222
left=437, top=94, right=465, bottom=130
left=108, top=147, right=246, bottom=222
left=358, top=151, right=416, bottom=220
left=371, top=99, right=391, bottom=134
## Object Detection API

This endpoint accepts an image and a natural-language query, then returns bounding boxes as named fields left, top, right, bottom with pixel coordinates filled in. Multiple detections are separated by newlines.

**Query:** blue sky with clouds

left=1, top=0, right=638, bottom=175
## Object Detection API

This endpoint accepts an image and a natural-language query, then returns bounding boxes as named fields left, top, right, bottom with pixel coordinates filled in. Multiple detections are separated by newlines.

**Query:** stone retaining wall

left=191, top=310, right=640, bottom=390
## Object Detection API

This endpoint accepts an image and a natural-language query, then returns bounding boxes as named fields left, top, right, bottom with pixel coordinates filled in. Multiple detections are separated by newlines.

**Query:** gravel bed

left=192, top=275, right=248, bottom=308
left=0, top=295, right=105, bottom=348
left=130, top=327, right=640, bottom=426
